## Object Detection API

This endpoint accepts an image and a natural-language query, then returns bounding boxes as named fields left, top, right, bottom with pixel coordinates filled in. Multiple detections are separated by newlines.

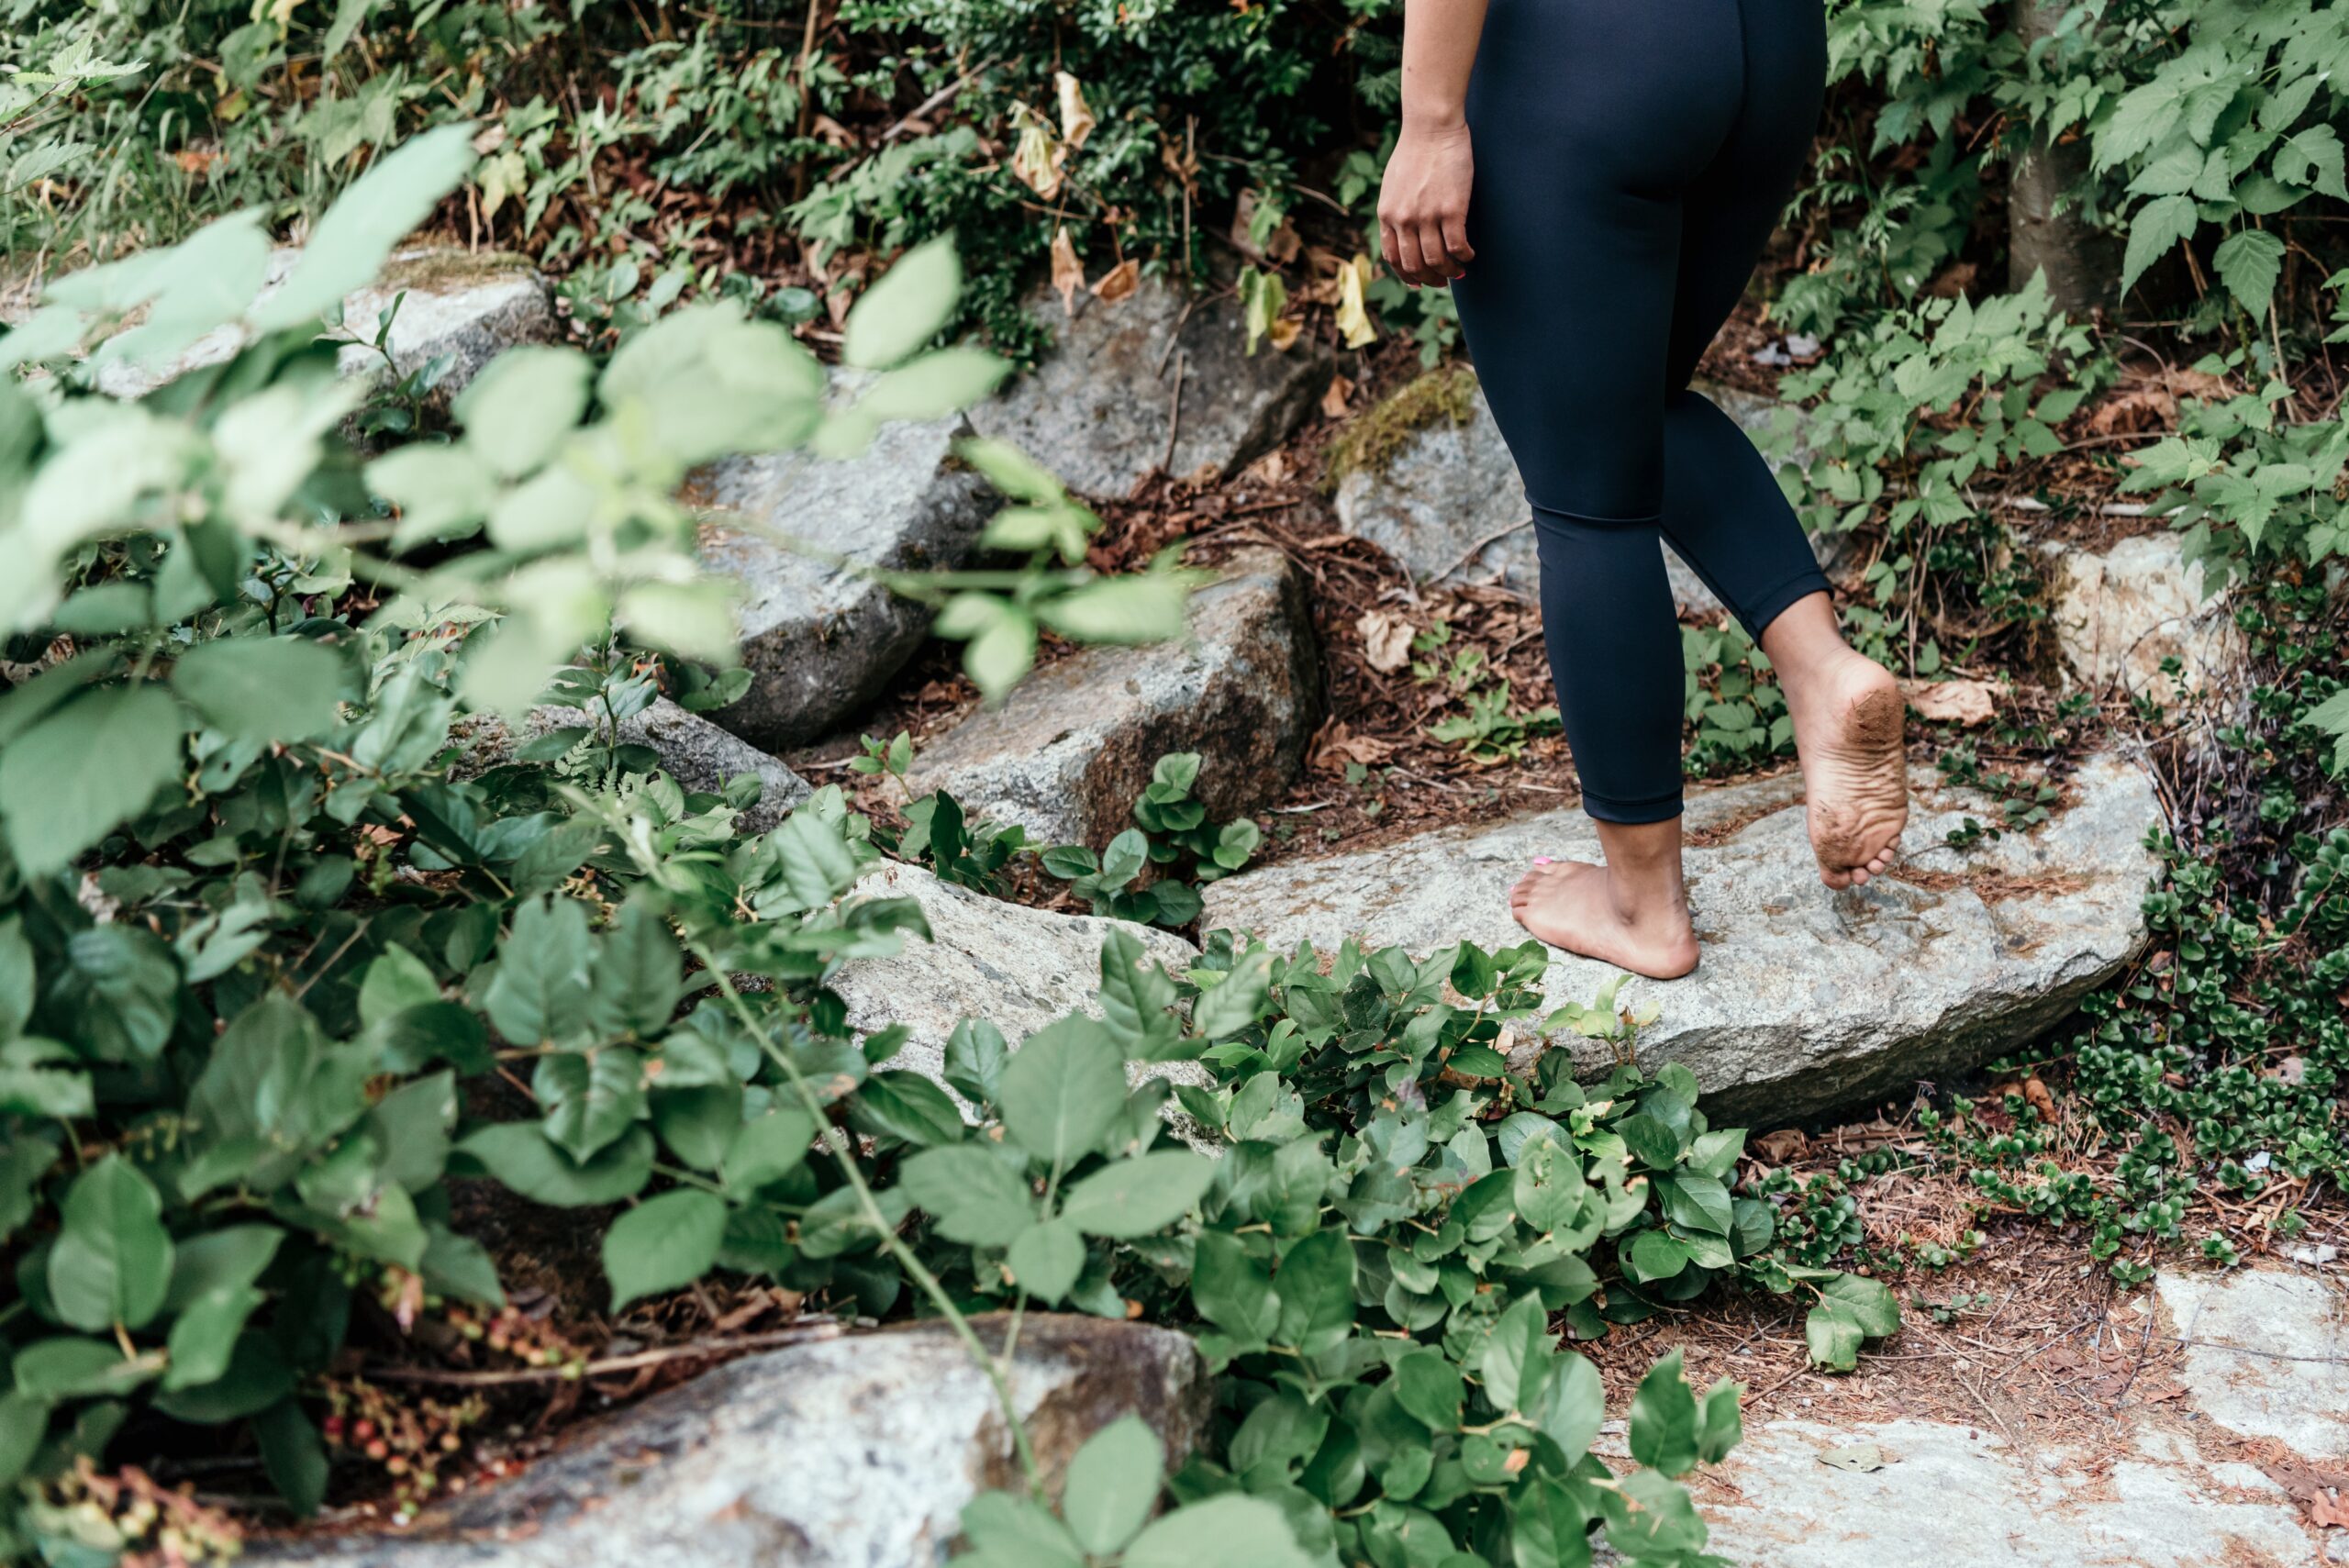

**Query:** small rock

left=1200, top=751, right=2161, bottom=1122
left=1901, top=679, right=2001, bottom=727
left=904, top=545, right=1319, bottom=848
left=1330, top=373, right=1831, bottom=617
left=2040, top=531, right=2245, bottom=698
left=830, top=860, right=1212, bottom=1137
left=95, top=246, right=554, bottom=402
left=967, top=277, right=1333, bottom=498
left=453, top=697, right=813, bottom=833
left=246, top=1315, right=1210, bottom=1568
left=694, top=391, right=993, bottom=749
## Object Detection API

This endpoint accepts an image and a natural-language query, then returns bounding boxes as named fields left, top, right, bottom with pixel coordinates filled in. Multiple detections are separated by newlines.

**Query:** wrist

left=1402, top=106, right=1469, bottom=135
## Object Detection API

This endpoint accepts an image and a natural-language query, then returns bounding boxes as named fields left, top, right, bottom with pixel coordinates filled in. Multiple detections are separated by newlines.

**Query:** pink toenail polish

left=1534, top=857, right=1553, bottom=865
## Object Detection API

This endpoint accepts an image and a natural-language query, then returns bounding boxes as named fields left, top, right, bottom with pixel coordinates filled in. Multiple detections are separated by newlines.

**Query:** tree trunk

left=2007, top=0, right=2117, bottom=313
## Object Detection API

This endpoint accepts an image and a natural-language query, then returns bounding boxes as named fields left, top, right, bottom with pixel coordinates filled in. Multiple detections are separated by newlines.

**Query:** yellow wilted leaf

left=1054, top=71, right=1097, bottom=151
left=1049, top=227, right=1085, bottom=315
left=1335, top=254, right=1377, bottom=350
left=1010, top=104, right=1063, bottom=200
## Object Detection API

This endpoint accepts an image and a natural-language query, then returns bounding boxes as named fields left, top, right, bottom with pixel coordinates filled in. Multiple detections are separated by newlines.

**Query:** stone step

left=1198, top=751, right=2161, bottom=1123
left=1330, top=373, right=1839, bottom=618
left=246, top=1315, right=1209, bottom=1568
left=903, top=544, right=1319, bottom=849
left=2038, top=531, right=2245, bottom=699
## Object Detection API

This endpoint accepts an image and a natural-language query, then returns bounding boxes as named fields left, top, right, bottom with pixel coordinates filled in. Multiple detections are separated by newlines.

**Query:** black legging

left=1451, top=0, right=1831, bottom=824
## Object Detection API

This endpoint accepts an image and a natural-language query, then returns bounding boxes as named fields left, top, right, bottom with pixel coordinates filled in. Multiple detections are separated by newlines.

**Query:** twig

left=362, top=1322, right=845, bottom=1386
left=879, top=57, right=1002, bottom=143
left=1159, top=348, right=1187, bottom=475
left=1431, top=519, right=1530, bottom=584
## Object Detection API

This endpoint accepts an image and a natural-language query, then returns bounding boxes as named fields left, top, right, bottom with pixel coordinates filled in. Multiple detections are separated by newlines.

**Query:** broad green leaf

left=0, top=684, right=184, bottom=878
left=899, top=1143, right=1036, bottom=1247
left=49, top=1157, right=174, bottom=1333
left=1192, top=1230, right=1279, bottom=1344
left=942, top=1018, right=1009, bottom=1105
left=959, top=1491, right=1085, bottom=1568
left=2120, top=194, right=2197, bottom=296
left=358, top=944, right=440, bottom=1029
left=170, top=638, right=340, bottom=746
left=720, top=1107, right=817, bottom=1194
left=1122, top=1493, right=1312, bottom=1568
left=996, top=1016, right=1128, bottom=1167
left=1390, top=1348, right=1464, bottom=1431
left=11, top=1336, right=159, bottom=1398
left=163, top=1285, right=265, bottom=1391
left=1059, top=1151, right=1214, bottom=1238
left=454, top=1122, right=654, bottom=1207
left=1599, top=1469, right=1708, bottom=1559
left=1475, top=1293, right=1553, bottom=1414
left=856, top=346, right=1008, bottom=420
left=1532, top=1350, right=1605, bottom=1462
left=484, top=895, right=596, bottom=1047
left=591, top=899, right=685, bottom=1039
left=0, top=916, right=33, bottom=1037
left=0, top=1037, right=93, bottom=1118
left=1008, top=1217, right=1085, bottom=1303
left=603, top=1189, right=727, bottom=1308
left=2212, top=228, right=2286, bottom=317
left=1062, top=1415, right=1163, bottom=1556
left=842, top=236, right=961, bottom=369
left=0, top=1394, right=45, bottom=1488
left=368, top=443, right=495, bottom=546
left=1271, top=1229, right=1354, bottom=1355
left=455, top=345, right=592, bottom=477
left=419, top=1221, right=507, bottom=1307
left=254, top=1399, right=330, bottom=1516
left=1098, top=929, right=1183, bottom=1060
left=534, top=1046, right=649, bottom=1162
left=1697, top=1375, right=1742, bottom=1463
left=1819, top=1273, right=1901, bottom=1336
left=1037, top=573, right=1195, bottom=645
left=1192, top=948, right=1273, bottom=1041
left=1627, top=1349, right=1699, bottom=1477
left=1805, top=1299, right=1865, bottom=1372
left=162, top=1225, right=282, bottom=1312
left=150, top=1331, right=293, bottom=1423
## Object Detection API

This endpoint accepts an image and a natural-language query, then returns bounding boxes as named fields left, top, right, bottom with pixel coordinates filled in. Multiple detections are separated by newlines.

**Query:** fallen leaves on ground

left=1357, top=606, right=1415, bottom=673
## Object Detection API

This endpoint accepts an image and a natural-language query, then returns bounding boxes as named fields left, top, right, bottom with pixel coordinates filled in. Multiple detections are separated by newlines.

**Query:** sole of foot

left=1508, top=860, right=1699, bottom=980
left=1793, top=657, right=1910, bottom=890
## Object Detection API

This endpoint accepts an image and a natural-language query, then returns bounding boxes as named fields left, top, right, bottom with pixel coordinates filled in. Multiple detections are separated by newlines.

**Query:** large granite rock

left=834, top=860, right=1211, bottom=1139
left=2040, top=532, right=2245, bottom=699
left=903, top=546, right=1320, bottom=848
left=1687, top=1265, right=2343, bottom=1568
left=692, top=398, right=992, bottom=749
left=453, top=697, right=813, bottom=834
left=967, top=278, right=1333, bottom=497
left=1331, top=375, right=1831, bottom=617
left=1199, top=751, right=2161, bottom=1122
left=250, top=1316, right=1212, bottom=1568
left=94, top=247, right=554, bottom=402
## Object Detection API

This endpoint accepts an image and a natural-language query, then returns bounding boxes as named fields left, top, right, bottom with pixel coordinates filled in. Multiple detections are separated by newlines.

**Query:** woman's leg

left=1450, top=0, right=1746, bottom=973
left=1648, top=0, right=1909, bottom=886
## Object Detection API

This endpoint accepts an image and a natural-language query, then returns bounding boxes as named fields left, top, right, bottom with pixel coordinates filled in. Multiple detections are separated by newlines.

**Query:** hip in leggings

left=1449, top=0, right=1831, bottom=825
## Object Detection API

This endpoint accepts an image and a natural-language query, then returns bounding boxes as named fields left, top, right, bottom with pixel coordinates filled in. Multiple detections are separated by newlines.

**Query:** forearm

left=1399, top=0, right=1490, bottom=130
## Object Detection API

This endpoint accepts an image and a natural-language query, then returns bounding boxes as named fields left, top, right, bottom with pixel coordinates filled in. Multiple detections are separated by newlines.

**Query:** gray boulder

left=903, top=545, right=1320, bottom=848
left=2039, top=532, right=2245, bottom=699
left=1199, top=751, right=2161, bottom=1122
left=453, top=697, right=812, bottom=834
left=833, top=859, right=1212, bottom=1140
left=693, top=400, right=992, bottom=749
left=248, top=1315, right=1211, bottom=1568
left=968, top=278, right=1333, bottom=497
left=94, top=246, right=554, bottom=402
left=1331, top=374, right=1831, bottom=617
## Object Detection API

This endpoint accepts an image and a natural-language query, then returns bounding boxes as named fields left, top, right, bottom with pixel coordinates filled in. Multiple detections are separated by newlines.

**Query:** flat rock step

left=248, top=1315, right=1210, bottom=1568
left=1200, top=751, right=2161, bottom=1122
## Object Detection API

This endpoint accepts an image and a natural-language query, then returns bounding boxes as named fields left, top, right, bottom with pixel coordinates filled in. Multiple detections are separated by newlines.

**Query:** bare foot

left=1508, top=860, right=1699, bottom=980
left=1786, top=652, right=1909, bottom=889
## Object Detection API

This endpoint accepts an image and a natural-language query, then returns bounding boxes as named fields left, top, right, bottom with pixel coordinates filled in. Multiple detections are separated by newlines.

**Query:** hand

left=1378, top=118, right=1476, bottom=287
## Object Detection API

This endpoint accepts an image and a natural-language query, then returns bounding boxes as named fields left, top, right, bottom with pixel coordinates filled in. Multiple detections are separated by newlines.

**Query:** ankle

left=1600, top=863, right=1686, bottom=929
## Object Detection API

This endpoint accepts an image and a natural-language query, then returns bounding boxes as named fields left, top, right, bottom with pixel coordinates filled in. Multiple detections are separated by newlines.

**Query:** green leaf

left=1390, top=1348, right=1464, bottom=1431
left=1271, top=1229, right=1355, bottom=1356
left=1697, top=1376, right=1742, bottom=1463
left=1008, top=1217, right=1085, bottom=1303
left=455, top=1122, right=654, bottom=1207
left=1819, top=1273, right=1901, bottom=1336
left=652, top=1084, right=744, bottom=1172
left=419, top=1222, right=506, bottom=1307
left=358, top=945, right=440, bottom=1029
left=0, top=684, right=184, bottom=878
left=49, top=1157, right=174, bottom=1333
left=1098, top=929, right=1183, bottom=1060
left=857, top=346, right=1008, bottom=420
left=171, top=637, right=342, bottom=744
left=996, top=1016, right=1128, bottom=1167
left=1531, top=1350, right=1605, bottom=1462
left=960, top=1491, right=1085, bottom=1568
left=456, top=345, right=593, bottom=478
left=150, top=1331, right=293, bottom=1423
left=943, top=1018, right=1009, bottom=1106
left=0, top=1037, right=94, bottom=1118
left=2120, top=194, right=2198, bottom=296
left=0, top=1394, right=47, bottom=1488
left=719, top=1108, right=817, bottom=1194
left=163, top=1285, right=265, bottom=1391
left=253, top=1399, right=330, bottom=1516
left=1192, top=948, right=1273, bottom=1041
left=603, top=1190, right=727, bottom=1308
left=1058, top=1151, right=1215, bottom=1239
left=1806, top=1300, right=1866, bottom=1372
left=1038, top=573, right=1196, bottom=645
left=591, top=899, right=685, bottom=1039
left=901, top=1143, right=1036, bottom=1246
left=161, top=1225, right=282, bottom=1312
left=842, top=236, right=961, bottom=369
left=1192, top=1231, right=1279, bottom=1344
left=0, top=1131, right=57, bottom=1246
left=1628, top=1349, right=1699, bottom=1477
left=2212, top=228, right=2287, bottom=317
left=1063, top=1415, right=1164, bottom=1555
left=484, top=895, right=596, bottom=1047
left=1122, top=1494, right=1312, bottom=1568
left=12, top=1336, right=158, bottom=1398
left=252, top=125, right=477, bottom=331
left=0, top=916, right=35, bottom=1037
left=534, top=1046, right=648, bottom=1162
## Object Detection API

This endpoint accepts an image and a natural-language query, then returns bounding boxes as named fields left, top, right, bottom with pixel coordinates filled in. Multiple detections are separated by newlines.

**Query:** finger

left=1396, top=225, right=1428, bottom=286
left=1420, top=219, right=1459, bottom=281
left=1379, top=221, right=1402, bottom=278
left=1441, top=213, right=1475, bottom=271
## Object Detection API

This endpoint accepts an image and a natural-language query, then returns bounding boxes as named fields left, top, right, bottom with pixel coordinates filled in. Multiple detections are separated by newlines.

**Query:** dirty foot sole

left=1508, top=861, right=1699, bottom=980
left=1804, top=671, right=1909, bottom=890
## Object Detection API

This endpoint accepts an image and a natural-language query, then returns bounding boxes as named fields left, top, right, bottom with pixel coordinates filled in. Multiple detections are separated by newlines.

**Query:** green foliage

left=1041, top=753, right=1264, bottom=929
left=1681, top=624, right=1794, bottom=775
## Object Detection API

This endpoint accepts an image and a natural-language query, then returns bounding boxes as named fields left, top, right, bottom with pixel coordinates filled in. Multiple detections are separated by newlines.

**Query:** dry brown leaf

left=1902, top=678, right=1998, bottom=727
left=1266, top=316, right=1302, bottom=352
left=1313, top=722, right=1397, bottom=769
left=1049, top=227, right=1085, bottom=316
left=1053, top=71, right=1096, bottom=151
left=1093, top=258, right=1140, bottom=304
left=1335, top=254, right=1378, bottom=350
left=1322, top=373, right=1355, bottom=419
left=1246, top=450, right=1289, bottom=485
left=1009, top=104, right=1063, bottom=199
left=1357, top=607, right=1415, bottom=673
